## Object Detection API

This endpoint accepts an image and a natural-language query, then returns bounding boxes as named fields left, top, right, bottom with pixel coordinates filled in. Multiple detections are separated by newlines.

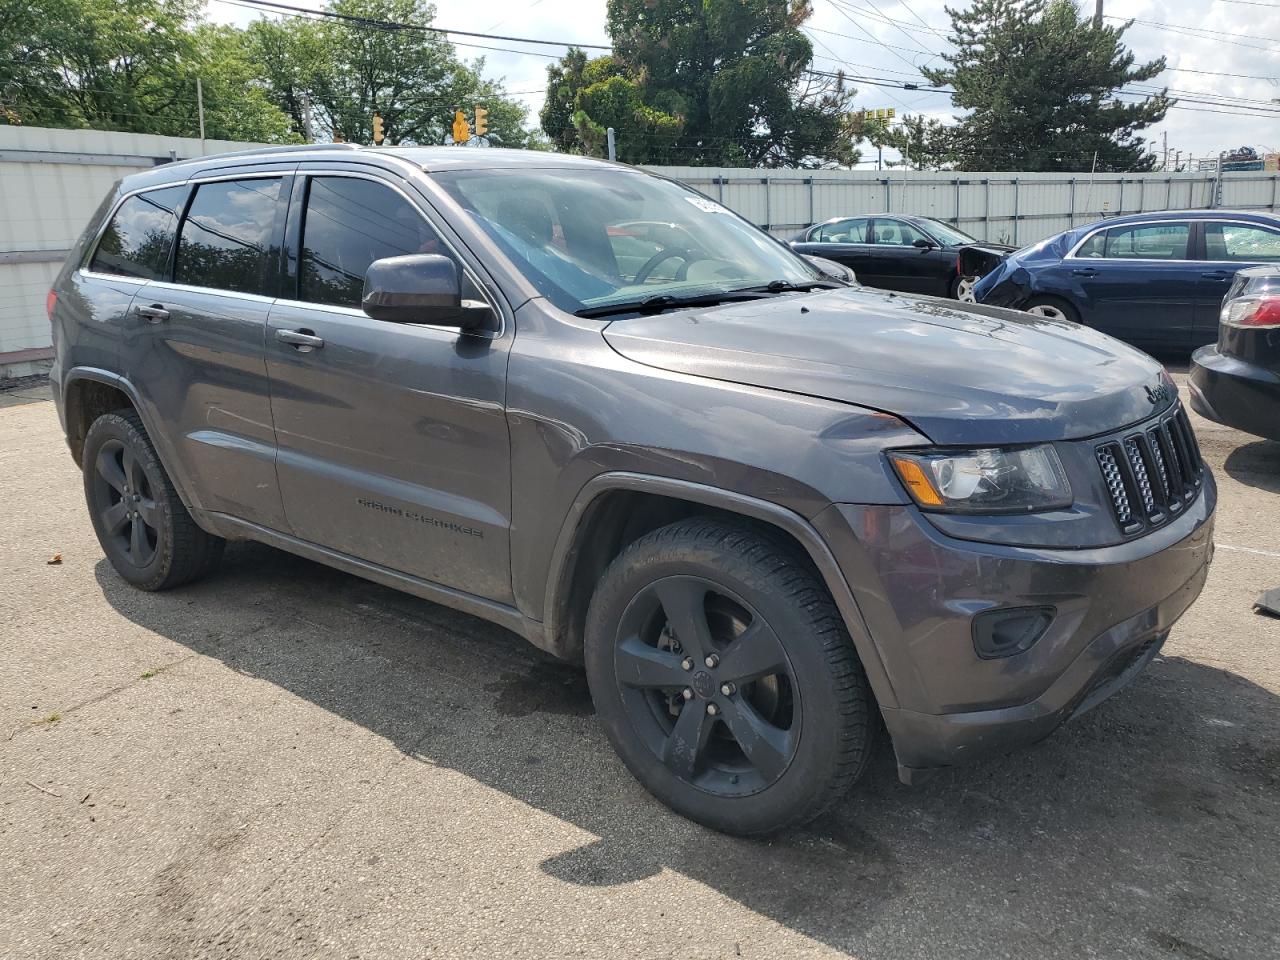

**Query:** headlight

left=889, top=445, right=1071, bottom=513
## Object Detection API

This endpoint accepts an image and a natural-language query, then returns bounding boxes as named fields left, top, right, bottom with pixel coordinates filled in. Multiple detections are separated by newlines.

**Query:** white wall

left=3, top=125, right=1278, bottom=378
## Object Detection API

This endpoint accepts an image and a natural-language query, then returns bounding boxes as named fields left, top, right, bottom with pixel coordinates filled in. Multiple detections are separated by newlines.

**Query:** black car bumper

left=1189, top=345, right=1280, bottom=442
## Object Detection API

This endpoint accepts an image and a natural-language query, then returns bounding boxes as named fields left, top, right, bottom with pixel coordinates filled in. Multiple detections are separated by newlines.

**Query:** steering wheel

left=634, top=248, right=694, bottom=284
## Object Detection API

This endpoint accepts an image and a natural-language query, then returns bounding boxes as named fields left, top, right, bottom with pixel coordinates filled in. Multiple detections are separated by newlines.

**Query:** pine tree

left=924, top=0, right=1170, bottom=171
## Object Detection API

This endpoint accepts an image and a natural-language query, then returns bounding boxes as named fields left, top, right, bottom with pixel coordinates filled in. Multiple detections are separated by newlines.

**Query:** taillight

left=46, top=289, right=57, bottom=322
left=1221, top=295, right=1280, bottom=329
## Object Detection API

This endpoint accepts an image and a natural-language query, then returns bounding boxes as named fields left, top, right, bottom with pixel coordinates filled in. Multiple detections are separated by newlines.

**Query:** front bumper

left=813, top=479, right=1215, bottom=778
left=1189, top=344, right=1280, bottom=442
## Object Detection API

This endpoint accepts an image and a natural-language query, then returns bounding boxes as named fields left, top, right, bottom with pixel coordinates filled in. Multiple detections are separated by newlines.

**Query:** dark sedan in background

left=973, top=210, right=1280, bottom=351
left=790, top=214, right=1013, bottom=299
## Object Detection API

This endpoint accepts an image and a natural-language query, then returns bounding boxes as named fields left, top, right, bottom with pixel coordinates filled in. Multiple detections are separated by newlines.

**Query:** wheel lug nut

left=704, top=654, right=719, bottom=669
left=720, top=682, right=736, bottom=697
left=706, top=703, right=719, bottom=716
left=680, top=657, right=694, bottom=671
left=681, top=688, right=694, bottom=701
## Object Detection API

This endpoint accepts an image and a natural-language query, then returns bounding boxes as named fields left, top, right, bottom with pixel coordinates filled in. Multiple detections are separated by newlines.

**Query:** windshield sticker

left=685, top=196, right=730, bottom=214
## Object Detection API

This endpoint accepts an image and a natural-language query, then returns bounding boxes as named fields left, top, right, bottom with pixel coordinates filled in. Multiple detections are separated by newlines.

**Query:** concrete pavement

left=2, top=374, right=1278, bottom=960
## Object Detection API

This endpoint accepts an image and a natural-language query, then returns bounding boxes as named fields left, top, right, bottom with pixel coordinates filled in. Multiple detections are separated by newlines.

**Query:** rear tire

left=83, top=410, right=225, bottom=591
left=950, top=274, right=977, bottom=301
left=1023, top=295, right=1080, bottom=325
left=584, top=518, right=874, bottom=836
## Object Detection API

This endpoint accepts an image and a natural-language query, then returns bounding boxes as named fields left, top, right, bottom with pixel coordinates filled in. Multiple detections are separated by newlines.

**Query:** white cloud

left=206, top=0, right=1280, bottom=163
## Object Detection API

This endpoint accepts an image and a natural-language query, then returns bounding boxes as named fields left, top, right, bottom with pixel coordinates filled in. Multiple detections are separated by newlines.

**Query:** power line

left=221, top=0, right=611, bottom=49
left=1108, top=16, right=1280, bottom=52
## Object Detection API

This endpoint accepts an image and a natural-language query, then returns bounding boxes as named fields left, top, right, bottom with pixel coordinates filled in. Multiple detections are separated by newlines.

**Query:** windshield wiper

left=575, top=290, right=773, bottom=319
left=755, top=279, right=845, bottom=293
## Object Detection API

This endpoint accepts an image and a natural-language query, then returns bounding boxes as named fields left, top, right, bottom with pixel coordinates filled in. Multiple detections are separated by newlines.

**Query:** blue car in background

left=972, top=210, right=1280, bottom=351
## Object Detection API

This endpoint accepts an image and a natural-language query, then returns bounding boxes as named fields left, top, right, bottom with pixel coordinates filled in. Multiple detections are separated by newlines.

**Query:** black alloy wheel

left=586, top=518, right=875, bottom=836
left=613, top=574, right=799, bottom=798
left=90, top=436, right=159, bottom=569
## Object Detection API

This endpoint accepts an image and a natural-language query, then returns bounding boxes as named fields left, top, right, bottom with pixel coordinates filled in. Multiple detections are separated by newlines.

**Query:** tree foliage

left=923, top=0, right=1169, bottom=171
left=0, top=0, right=296, bottom=140
left=542, top=0, right=862, bottom=167
left=0, top=0, right=536, bottom=147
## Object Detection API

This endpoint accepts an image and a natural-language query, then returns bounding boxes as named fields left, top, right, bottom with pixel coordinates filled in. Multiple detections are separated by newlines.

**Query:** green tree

left=544, top=0, right=860, bottom=167
left=878, top=114, right=955, bottom=170
left=925, top=0, right=1169, bottom=171
left=0, top=0, right=297, bottom=141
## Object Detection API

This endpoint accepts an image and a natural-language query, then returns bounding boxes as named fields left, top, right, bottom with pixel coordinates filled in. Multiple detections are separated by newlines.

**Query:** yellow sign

left=452, top=110, right=471, bottom=144
left=372, top=111, right=385, bottom=145
left=863, top=107, right=896, bottom=121
left=474, top=106, right=488, bottom=137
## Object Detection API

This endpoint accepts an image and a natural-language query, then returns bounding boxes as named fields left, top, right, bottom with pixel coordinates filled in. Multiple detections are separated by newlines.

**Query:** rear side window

left=1204, top=222, right=1280, bottom=262
left=815, top=219, right=868, bottom=243
left=88, top=185, right=188, bottom=280
left=299, top=177, right=447, bottom=309
left=175, top=178, right=283, bottom=295
left=1081, top=222, right=1190, bottom=260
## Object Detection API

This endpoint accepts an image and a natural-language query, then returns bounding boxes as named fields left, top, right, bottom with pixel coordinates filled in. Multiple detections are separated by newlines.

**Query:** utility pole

left=300, top=92, right=313, bottom=143
left=1163, top=131, right=1168, bottom=171
left=196, top=77, right=206, bottom=153
left=1093, top=0, right=1103, bottom=29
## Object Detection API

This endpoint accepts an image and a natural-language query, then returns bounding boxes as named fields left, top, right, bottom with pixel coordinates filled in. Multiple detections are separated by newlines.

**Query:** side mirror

left=362, top=254, right=494, bottom=331
left=803, top=254, right=856, bottom=285
left=912, top=237, right=935, bottom=249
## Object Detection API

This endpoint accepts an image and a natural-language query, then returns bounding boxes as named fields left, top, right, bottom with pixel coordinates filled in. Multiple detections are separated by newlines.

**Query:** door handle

left=136, top=303, right=169, bottom=323
left=1070, top=268, right=1098, bottom=277
left=1201, top=271, right=1232, bottom=280
left=275, top=328, right=325, bottom=350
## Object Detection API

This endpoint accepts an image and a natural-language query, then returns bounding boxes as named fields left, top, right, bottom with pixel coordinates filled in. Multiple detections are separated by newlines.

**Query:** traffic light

left=452, top=109, right=471, bottom=145
left=372, top=111, right=385, bottom=145
left=474, top=106, right=488, bottom=138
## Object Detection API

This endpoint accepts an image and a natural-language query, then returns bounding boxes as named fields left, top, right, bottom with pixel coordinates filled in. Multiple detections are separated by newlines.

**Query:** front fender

left=540, top=472, right=901, bottom=710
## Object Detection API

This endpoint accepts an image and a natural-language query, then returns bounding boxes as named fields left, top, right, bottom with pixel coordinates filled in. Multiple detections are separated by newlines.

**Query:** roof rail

left=166, top=142, right=363, bottom=167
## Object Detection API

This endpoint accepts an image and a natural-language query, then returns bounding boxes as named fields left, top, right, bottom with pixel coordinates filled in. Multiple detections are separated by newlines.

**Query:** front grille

left=1096, top=404, right=1203, bottom=534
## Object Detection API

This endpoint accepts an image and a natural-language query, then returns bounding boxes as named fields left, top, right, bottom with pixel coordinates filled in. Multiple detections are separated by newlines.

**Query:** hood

left=602, top=288, right=1172, bottom=445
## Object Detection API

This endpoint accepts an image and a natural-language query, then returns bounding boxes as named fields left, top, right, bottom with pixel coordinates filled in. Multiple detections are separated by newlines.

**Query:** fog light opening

left=972, top=606, right=1056, bottom=660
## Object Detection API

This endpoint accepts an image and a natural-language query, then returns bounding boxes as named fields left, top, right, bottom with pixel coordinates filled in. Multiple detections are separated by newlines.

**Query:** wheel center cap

left=691, top=670, right=714, bottom=699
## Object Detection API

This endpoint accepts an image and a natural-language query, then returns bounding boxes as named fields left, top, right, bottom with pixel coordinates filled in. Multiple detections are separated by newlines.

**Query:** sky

left=206, top=0, right=1280, bottom=167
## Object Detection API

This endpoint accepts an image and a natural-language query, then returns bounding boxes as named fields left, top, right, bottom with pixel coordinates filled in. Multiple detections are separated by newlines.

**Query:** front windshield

left=918, top=218, right=977, bottom=246
left=432, top=167, right=820, bottom=315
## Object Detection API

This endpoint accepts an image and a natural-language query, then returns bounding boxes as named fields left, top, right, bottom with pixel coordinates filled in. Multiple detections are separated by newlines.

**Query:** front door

left=123, top=172, right=291, bottom=531
left=868, top=219, right=951, bottom=295
left=265, top=172, right=514, bottom=604
left=1067, top=220, right=1198, bottom=347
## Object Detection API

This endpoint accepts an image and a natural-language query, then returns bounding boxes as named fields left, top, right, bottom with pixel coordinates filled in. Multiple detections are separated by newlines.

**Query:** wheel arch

left=540, top=472, right=900, bottom=710
left=62, top=367, right=202, bottom=516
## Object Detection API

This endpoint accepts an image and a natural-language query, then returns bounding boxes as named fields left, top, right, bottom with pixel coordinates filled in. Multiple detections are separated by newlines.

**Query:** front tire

left=585, top=518, right=874, bottom=836
left=83, top=410, right=225, bottom=591
left=1023, top=295, right=1080, bottom=325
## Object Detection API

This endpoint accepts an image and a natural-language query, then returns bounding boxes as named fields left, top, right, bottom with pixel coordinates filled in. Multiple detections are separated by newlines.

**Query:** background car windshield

left=918, top=219, right=977, bottom=246
left=432, top=168, right=819, bottom=314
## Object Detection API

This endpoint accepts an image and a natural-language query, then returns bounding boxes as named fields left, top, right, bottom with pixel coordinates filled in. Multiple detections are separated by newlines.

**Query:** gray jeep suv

left=50, top=146, right=1215, bottom=835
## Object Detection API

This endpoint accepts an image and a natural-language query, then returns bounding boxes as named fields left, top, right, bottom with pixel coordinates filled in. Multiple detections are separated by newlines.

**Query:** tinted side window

left=300, top=177, right=447, bottom=309
left=89, top=186, right=188, bottom=280
left=872, top=220, right=927, bottom=246
left=1204, top=222, right=1280, bottom=262
left=1103, top=223, right=1189, bottom=260
left=175, top=178, right=282, bottom=295
left=816, top=219, right=867, bottom=243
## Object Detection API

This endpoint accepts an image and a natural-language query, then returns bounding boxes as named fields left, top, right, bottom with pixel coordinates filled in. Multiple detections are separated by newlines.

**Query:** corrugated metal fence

left=646, top=165, right=1280, bottom=241
left=3, top=125, right=1279, bottom=376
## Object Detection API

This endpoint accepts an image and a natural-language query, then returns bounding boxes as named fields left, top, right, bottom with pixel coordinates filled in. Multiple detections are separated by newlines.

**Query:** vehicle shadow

left=95, top=544, right=1280, bottom=958
left=1224, top=439, right=1280, bottom=494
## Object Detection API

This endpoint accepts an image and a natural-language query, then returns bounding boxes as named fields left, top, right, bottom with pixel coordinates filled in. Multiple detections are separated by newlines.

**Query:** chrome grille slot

left=1095, top=403, right=1203, bottom=535
left=1097, top=444, right=1135, bottom=529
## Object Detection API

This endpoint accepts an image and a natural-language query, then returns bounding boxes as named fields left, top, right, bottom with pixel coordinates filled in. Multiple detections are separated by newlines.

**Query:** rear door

left=792, top=218, right=876, bottom=281
left=1065, top=221, right=1198, bottom=347
left=1195, top=219, right=1280, bottom=343
left=123, top=168, right=292, bottom=531
left=264, top=168, right=514, bottom=603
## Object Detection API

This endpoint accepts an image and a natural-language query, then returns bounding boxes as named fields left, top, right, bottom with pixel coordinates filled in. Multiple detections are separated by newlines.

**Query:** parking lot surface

left=2, top=370, right=1278, bottom=960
